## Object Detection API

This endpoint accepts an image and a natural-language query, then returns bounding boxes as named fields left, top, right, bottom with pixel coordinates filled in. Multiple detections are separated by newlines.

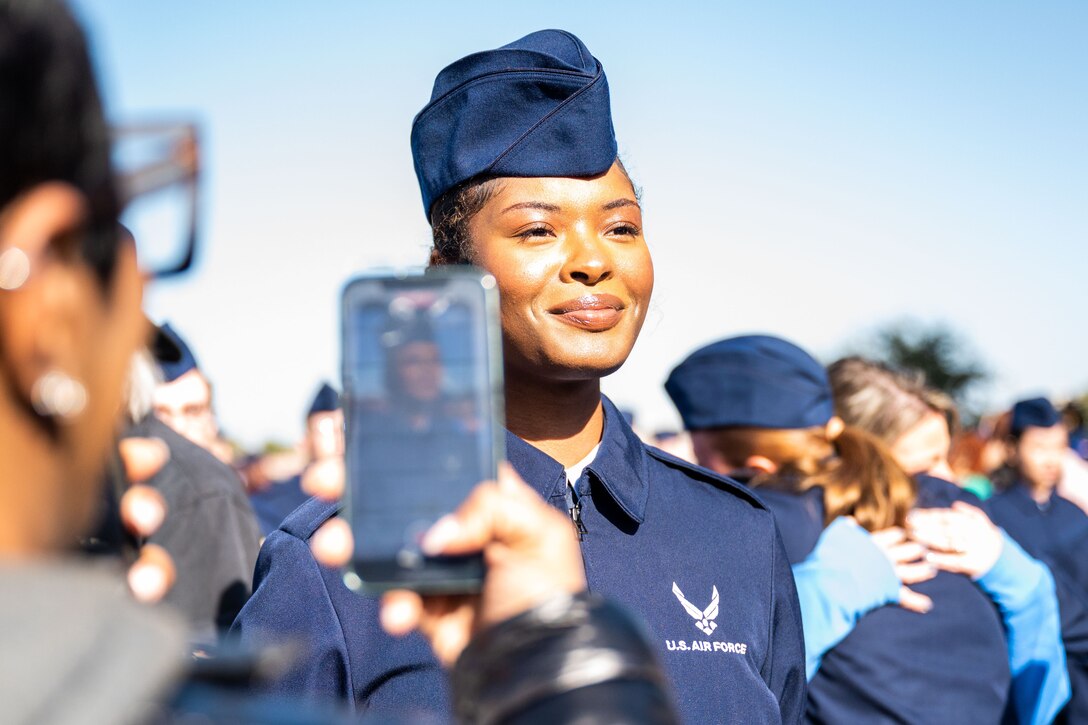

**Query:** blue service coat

left=989, top=484, right=1088, bottom=724
left=761, top=475, right=1014, bottom=724
left=231, top=397, right=806, bottom=723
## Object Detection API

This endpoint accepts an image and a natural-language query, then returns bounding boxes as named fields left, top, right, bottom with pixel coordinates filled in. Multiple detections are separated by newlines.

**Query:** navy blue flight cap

left=1010, top=396, right=1061, bottom=436
left=665, top=334, right=835, bottom=431
left=308, top=382, right=341, bottom=417
left=154, top=322, right=199, bottom=383
left=410, top=29, right=618, bottom=217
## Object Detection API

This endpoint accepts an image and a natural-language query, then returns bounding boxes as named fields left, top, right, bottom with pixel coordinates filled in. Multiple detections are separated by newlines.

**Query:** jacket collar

left=1008, top=480, right=1056, bottom=513
left=504, top=395, right=649, bottom=524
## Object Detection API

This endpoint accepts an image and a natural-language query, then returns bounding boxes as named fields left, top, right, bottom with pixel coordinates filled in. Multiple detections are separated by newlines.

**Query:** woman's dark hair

left=428, top=176, right=503, bottom=265
left=0, top=0, right=121, bottom=285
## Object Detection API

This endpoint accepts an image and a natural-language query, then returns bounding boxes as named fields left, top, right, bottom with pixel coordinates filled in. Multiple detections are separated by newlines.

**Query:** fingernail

left=129, top=496, right=164, bottom=533
left=128, top=563, right=167, bottom=603
left=421, top=515, right=460, bottom=555
left=380, top=598, right=415, bottom=633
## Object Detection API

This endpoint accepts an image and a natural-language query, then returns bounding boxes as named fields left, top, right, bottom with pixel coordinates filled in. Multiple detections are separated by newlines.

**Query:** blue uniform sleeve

left=229, top=528, right=355, bottom=703
left=766, top=523, right=808, bottom=724
left=976, top=532, right=1071, bottom=724
left=230, top=525, right=451, bottom=716
left=792, top=517, right=900, bottom=680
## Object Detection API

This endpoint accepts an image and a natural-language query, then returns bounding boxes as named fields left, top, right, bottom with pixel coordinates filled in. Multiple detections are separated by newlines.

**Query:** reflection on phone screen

left=344, top=277, right=496, bottom=577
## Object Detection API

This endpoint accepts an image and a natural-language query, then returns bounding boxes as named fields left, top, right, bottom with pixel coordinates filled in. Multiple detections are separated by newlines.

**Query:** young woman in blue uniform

left=232, top=30, right=806, bottom=723
left=985, top=398, right=1088, bottom=724
left=665, top=335, right=1068, bottom=724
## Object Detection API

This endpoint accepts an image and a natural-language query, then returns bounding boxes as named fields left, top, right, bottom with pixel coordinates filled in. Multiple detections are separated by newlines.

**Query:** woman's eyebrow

left=602, top=198, right=639, bottom=211
left=501, top=201, right=561, bottom=214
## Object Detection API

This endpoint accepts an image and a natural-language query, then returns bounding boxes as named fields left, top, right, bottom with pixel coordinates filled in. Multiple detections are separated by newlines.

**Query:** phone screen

left=341, top=269, right=503, bottom=593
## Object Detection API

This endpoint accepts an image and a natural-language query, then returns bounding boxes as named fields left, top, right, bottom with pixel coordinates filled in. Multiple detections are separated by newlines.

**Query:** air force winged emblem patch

left=672, top=582, right=719, bottom=636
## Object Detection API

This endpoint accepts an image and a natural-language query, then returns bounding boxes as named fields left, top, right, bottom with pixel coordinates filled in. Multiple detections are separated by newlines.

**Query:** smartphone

left=341, top=268, right=504, bottom=594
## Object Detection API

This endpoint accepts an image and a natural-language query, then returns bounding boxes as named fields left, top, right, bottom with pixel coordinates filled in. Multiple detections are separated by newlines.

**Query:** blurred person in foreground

left=987, top=397, right=1088, bottom=724
left=0, top=0, right=185, bottom=720
left=152, top=320, right=236, bottom=465
left=668, top=337, right=1068, bottom=724
left=249, top=381, right=343, bottom=537
left=829, top=360, right=1079, bottom=723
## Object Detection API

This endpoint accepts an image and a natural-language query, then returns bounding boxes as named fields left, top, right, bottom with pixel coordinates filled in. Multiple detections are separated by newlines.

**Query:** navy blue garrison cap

left=1011, top=396, right=1061, bottom=436
left=411, top=29, right=618, bottom=217
left=154, top=322, right=199, bottom=383
left=665, top=335, right=835, bottom=431
left=308, top=382, right=341, bottom=417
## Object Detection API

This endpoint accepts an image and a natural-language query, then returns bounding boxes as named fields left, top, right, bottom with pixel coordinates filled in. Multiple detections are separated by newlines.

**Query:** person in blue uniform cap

left=665, top=334, right=1069, bottom=724
left=988, top=396, right=1088, bottom=724
left=308, top=381, right=340, bottom=418
left=232, top=29, right=806, bottom=723
left=151, top=321, right=234, bottom=465
left=249, top=382, right=343, bottom=536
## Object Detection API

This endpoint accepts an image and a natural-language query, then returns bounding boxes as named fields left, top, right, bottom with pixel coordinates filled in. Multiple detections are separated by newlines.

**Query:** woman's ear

left=825, top=416, right=845, bottom=441
left=0, top=182, right=95, bottom=414
left=428, top=247, right=450, bottom=268
left=743, top=455, right=779, bottom=475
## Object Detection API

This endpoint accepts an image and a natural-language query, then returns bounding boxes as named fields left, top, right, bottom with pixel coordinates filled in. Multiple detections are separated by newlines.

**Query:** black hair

left=428, top=176, right=503, bottom=265
left=0, top=0, right=120, bottom=286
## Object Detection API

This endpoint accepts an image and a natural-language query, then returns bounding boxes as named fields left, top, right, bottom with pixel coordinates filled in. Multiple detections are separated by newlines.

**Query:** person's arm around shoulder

left=792, top=517, right=936, bottom=680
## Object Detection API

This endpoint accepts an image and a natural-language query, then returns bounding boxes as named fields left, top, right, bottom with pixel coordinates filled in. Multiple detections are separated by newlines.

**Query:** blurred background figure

left=987, top=397, right=1088, bottom=724
left=828, top=356, right=958, bottom=481
left=306, top=382, right=344, bottom=462
left=648, top=429, right=695, bottom=464
left=1057, top=401, right=1088, bottom=516
left=131, top=334, right=261, bottom=647
left=947, top=428, right=997, bottom=500
left=249, top=381, right=342, bottom=537
left=1063, top=402, right=1088, bottom=461
left=152, top=321, right=235, bottom=465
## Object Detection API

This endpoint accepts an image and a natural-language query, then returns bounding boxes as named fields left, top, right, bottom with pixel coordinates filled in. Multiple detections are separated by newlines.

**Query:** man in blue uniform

left=989, top=397, right=1088, bottom=724
left=152, top=321, right=235, bottom=465
left=232, top=29, right=805, bottom=724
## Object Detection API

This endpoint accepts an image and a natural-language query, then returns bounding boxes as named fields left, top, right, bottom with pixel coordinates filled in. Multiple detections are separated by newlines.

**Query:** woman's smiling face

left=465, top=162, right=654, bottom=382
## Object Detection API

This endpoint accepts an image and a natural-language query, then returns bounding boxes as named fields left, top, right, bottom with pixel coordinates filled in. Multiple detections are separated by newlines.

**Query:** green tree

left=850, top=321, right=990, bottom=411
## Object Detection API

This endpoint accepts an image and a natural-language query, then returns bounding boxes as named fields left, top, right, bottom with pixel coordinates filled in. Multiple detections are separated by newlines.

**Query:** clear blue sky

left=73, top=1, right=1087, bottom=446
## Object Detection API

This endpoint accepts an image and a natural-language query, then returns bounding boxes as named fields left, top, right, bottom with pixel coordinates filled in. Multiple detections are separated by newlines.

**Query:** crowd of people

left=2, top=2, right=1086, bottom=723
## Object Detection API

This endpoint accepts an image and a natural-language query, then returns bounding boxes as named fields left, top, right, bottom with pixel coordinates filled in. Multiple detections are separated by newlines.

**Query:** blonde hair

left=706, top=423, right=916, bottom=531
left=828, top=356, right=959, bottom=446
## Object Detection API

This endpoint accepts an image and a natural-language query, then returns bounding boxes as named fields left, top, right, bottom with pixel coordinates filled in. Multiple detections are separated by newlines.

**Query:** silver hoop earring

left=31, top=370, right=88, bottom=420
left=0, top=248, right=31, bottom=290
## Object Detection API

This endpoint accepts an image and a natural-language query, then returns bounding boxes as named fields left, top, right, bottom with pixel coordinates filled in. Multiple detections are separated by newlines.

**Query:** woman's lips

left=548, top=294, right=625, bottom=331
